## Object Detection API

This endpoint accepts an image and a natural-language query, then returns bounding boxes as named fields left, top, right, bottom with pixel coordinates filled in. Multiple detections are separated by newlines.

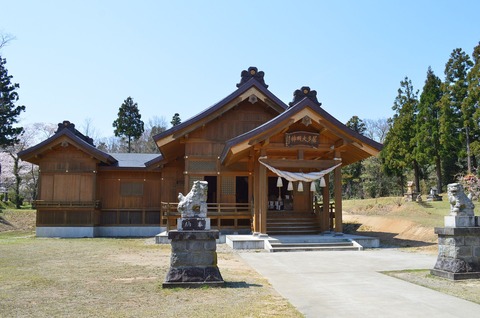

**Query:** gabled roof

left=220, top=95, right=383, bottom=166
left=152, top=75, right=288, bottom=150
left=18, top=128, right=118, bottom=165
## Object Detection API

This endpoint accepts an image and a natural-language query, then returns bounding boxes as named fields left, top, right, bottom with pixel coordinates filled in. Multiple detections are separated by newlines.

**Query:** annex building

left=19, top=67, right=382, bottom=238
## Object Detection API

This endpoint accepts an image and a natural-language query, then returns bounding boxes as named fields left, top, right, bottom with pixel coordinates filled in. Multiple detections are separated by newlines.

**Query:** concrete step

left=268, top=241, right=359, bottom=252
left=271, top=242, right=353, bottom=247
left=267, top=220, right=318, bottom=225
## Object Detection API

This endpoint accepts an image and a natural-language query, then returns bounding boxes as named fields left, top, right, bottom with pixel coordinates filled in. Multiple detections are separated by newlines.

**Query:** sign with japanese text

left=285, top=131, right=320, bottom=148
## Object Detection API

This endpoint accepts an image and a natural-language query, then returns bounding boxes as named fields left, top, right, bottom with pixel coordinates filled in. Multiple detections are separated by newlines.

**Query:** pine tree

left=112, top=96, right=144, bottom=153
left=171, top=113, right=181, bottom=127
left=468, top=43, right=480, bottom=164
left=415, top=67, right=443, bottom=191
left=343, top=116, right=366, bottom=198
left=381, top=77, right=420, bottom=192
left=0, top=55, right=25, bottom=148
left=440, top=48, right=473, bottom=176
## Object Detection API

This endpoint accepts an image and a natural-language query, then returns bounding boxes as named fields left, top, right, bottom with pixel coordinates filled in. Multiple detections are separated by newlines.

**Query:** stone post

left=431, top=183, right=480, bottom=280
left=163, top=181, right=224, bottom=288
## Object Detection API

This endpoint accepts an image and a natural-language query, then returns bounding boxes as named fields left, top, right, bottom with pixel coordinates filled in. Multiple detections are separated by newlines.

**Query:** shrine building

left=18, top=67, right=382, bottom=237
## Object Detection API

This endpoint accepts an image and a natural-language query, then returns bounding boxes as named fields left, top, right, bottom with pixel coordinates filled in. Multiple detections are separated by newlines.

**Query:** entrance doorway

left=267, top=177, right=293, bottom=210
left=236, top=176, right=249, bottom=203
left=204, top=176, right=217, bottom=203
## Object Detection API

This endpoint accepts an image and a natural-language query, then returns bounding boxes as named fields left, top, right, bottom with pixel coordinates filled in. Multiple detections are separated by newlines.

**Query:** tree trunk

left=413, top=160, right=421, bottom=194
left=435, top=156, right=443, bottom=193
left=466, top=126, right=472, bottom=174
left=400, top=174, right=405, bottom=196
left=11, top=154, right=21, bottom=209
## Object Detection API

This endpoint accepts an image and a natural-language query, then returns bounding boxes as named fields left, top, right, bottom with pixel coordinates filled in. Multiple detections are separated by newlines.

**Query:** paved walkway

left=239, top=249, right=480, bottom=317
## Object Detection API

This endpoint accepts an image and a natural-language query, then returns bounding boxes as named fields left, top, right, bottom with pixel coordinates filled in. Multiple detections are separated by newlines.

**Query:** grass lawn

left=0, top=210, right=302, bottom=318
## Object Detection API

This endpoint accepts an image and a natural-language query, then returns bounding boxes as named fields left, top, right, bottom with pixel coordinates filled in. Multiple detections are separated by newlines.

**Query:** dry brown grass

left=383, top=270, right=480, bottom=305
left=0, top=234, right=302, bottom=317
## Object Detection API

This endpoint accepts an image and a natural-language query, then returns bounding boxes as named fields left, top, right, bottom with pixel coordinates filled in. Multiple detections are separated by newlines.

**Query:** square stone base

left=432, top=226, right=480, bottom=280
left=430, top=269, right=480, bottom=280
left=163, top=230, right=224, bottom=288
left=163, top=265, right=225, bottom=288
left=162, top=281, right=225, bottom=288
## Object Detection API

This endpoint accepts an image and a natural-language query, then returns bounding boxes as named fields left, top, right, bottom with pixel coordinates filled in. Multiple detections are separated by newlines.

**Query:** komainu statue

left=447, top=183, right=475, bottom=216
left=177, top=180, right=208, bottom=218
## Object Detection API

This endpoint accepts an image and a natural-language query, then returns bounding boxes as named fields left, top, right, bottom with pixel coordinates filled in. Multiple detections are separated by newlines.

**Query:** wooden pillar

left=258, top=159, right=268, bottom=234
left=253, top=160, right=260, bottom=232
left=321, top=174, right=330, bottom=232
left=334, top=159, right=343, bottom=233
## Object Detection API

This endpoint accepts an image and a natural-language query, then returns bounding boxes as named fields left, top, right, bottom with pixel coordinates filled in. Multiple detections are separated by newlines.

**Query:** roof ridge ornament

left=236, top=66, right=268, bottom=88
left=56, top=120, right=95, bottom=146
left=289, top=86, right=322, bottom=107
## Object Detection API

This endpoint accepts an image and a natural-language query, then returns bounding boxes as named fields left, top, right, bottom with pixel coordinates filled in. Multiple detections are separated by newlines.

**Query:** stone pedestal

left=163, top=229, right=224, bottom=288
left=431, top=227, right=480, bottom=280
left=404, top=192, right=419, bottom=202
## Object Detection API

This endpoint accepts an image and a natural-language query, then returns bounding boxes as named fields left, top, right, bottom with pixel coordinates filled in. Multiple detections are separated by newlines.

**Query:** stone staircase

left=267, top=212, right=322, bottom=235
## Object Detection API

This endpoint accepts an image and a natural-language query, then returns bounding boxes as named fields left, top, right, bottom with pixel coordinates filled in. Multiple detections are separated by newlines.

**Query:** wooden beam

left=248, top=119, right=295, bottom=146
left=266, top=142, right=333, bottom=151
left=298, top=149, right=304, bottom=160
left=260, top=158, right=338, bottom=169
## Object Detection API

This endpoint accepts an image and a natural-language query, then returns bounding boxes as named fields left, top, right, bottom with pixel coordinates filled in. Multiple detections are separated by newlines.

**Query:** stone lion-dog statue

left=177, top=180, right=208, bottom=218
left=447, top=183, right=474, bottom=216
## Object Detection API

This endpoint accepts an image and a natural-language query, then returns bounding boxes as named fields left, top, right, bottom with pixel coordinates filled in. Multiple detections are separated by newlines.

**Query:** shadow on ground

left=0, top=216, right=13, bottom=226
left=359, top=231, right=436, bottom=248
left=417, top=201, right=434, bottom=208
left=224, top=281, right=263, bottom=288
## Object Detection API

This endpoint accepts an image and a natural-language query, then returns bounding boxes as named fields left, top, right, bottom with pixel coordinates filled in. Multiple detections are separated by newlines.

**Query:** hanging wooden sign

left=285, top=131, right=320, bottom=148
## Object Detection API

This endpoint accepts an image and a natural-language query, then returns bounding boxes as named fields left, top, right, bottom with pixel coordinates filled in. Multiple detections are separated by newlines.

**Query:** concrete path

left=239, top=249, right=480, bottom=317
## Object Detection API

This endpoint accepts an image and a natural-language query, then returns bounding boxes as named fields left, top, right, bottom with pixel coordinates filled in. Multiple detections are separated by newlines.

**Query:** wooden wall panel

left=80, top=174, right=94, bottom=200
left=53, top=174, right=78, bottom=201
left=144, top=179, right=161, bottom=208
left=40, top=175, right=54, bottom=200
left=96, top=171, right=162, bottom=209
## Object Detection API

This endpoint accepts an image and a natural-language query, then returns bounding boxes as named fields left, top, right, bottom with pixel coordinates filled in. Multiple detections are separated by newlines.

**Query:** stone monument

left=426, top=187, right=442, bottom=201
left=163, top=181, right=224, bottom=288
left=431, top=183, right=480, bottom=280
left=404, top=181, right=418, bottom=202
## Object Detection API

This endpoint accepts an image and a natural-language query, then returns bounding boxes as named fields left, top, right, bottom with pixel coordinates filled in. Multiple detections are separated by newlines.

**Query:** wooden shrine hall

left=19, top=67, right=382, bottom=238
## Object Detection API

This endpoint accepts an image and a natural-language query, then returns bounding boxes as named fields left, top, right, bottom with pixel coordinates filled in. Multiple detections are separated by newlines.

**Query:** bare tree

left=1, top=123, right=56, bottom=207
left=364, top=118, right=389, bottom=143
left=81, top=117, right=100, bottom=143
left=131, top=116, right=168, bottom=153
left=0, top=33, right=15, bottom=50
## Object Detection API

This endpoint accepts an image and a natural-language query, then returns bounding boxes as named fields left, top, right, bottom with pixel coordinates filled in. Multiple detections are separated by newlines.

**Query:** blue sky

left=1, top=0, right=479, bottom=138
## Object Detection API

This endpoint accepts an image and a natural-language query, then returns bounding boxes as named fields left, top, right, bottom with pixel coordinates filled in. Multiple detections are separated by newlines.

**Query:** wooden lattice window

left=222, top=176, right=235, bottom=195
left=119, top=211, right=143, bottom=224
left=145, top=211, right=160, bottom=224
left=120, top=182, right=144, bottom=196
left=100, top=211, right=117, bottom=225
left=189, top=161, right=216, bottom=172
left=189, top=176, right=204, bottom=190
